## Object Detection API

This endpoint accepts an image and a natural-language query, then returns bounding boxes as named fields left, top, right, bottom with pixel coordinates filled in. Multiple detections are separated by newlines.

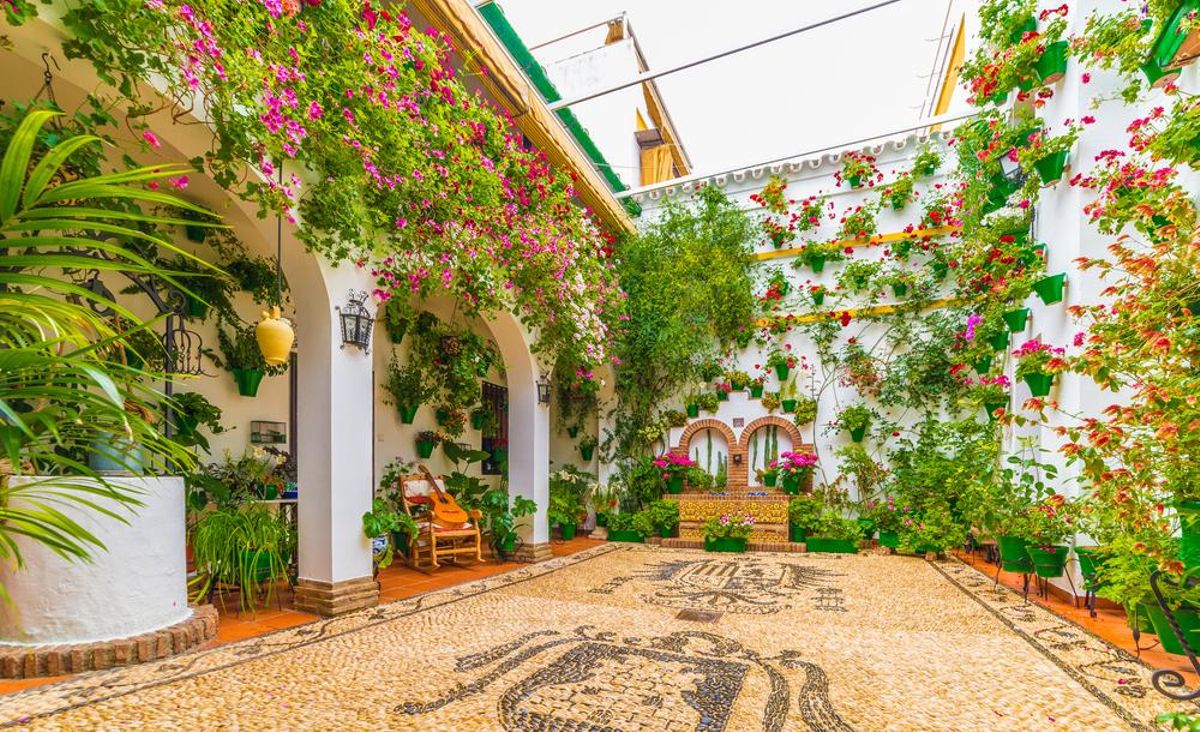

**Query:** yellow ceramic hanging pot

left=255, top=306, right=294, bottom=366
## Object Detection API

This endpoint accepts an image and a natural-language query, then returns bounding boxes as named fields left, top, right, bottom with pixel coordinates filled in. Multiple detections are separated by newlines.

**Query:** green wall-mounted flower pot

left=1010, top=14, right=1036, bottom=43
left=849, top=426, right=867, bottom=443
left=974, top=356, right=993, bottom=375
left=997, top=535, right=1033, bottom=574
left=398, top=404, right=419, bottom=425
left=987, top=332, right=1009, bottom=352
left=1148, top=0, right=1200, bottom=72
left=985, top=89, right=1009, bottom=107
left=436, top=408, right=450, bottom=425
left=232, top=367, right=265, bottom=397
left=878, top=531, right=899, bottom=549
left=1035, top=40, right=1069, bottom=84
left=775, top=364, right=790, bottom=380
left=1033, top=273, right=1067, bottom=305
left=666, top=476, right=684, bottom=494
left=730, top=379, right=746, bottom=392
left=184, top=294, right=209, bottom=320
left=812, top=291, right=826, bottom=306
left=580, top=445, right=595, bottom=461
left=781, top=398, right=797, bottom=413
left=471, top=411, right=487, bottom=430
left=1026, top=545, right=1069, bottom=578
left=1034, top=150, right=1068, bottom=185
left=686, top=404, right=699, bottom=418
left=416, top=438, right=436, bottom=459
left=1016, top=75, right=1035, bottom=92
left=716, top=390, right=729, bottom=402
left=705, top=537, right=748, bottom=553
left=932, top=262, right=949, bottom=280
left=845, top=174, right=863, bottom=189
left=789, top=523, right=806, bottom=543
left=1002, top=308, right=1030, bottom=333
left=1141, top=60, right=1181, bottom=89
left=892, top=283, right=908, bottom=297
left=1023, top=372, right=1055, bottom=397
left=984, top=401, right=1007, bottom=421
left=607, top=530, right=644, bottom=543
left=749, top=384, right=764, bottom=398
left=567, top=426, right=579, bottom=438
left=809, top=256, right=826, bottom=274
left=806, top=537, right=858, bottom=554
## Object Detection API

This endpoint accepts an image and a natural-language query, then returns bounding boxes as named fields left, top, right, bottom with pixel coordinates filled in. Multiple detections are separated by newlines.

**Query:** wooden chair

left=398, top=470, right=485, bottom=572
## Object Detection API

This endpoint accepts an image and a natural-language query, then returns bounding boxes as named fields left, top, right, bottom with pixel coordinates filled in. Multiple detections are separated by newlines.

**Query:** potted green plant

left=695, top=391, right=720, bottom=414
left=838, top=151, right=878, bottom=189
left=1002, top=307, right=1030, bottom=333
left=761, top=392, right=781, bottom=413
left=862, top=497, right=905, bottom=549
left=635, top=500, right=680, bottom=539
left=361, top=498, right=420, bottom=569
left=210, top=320, right=285, bottom=397
left=792, top=396, right=818, bottom=425
left=725, top=369, right=751, bottom=391
left=805, top=510, right=861, bottom=553
left=1017, top=123, right=1079, bottom=186
left=748, top=375, right=766, bottom=399
left=837, top=203, right=879, bottom=243
left=579, top=435, right=598, bottom=462
left=486, top=494, right=537, bottom=555
left=1033, top=273, right=1067, bottom=304
left=1013, top=338, right=1067, bottom=397
left=779, top=378, right=799, bottom=413
left=170, top=391, right=228, bottom=454
left=773, top=450, right=817, bottom=495
left=912, top=143, right=941, bottom=177
left=382, top=356, right=435, bottom=424
left=1022, top=494, right=1079, bottom=578
left=808, top=283, right=829, bottom=307
left=879, top=174, right=915, bottom=210
left=795, top=240, right=845, bottom=273
left=380, top=297, right=410, bottom=344
left=767, top=347, right=797, bottom=381
left=787, top=494, right=822, bottom=542
left=702, top=513, right=754, bottom=552
left=897, top=501, right=967, bottom=557
left=654, top=453, right=696, bottom=494
left=837, top=404, right=872, bottom=443
left=757, top=465, right=779, bottom=488
left=190, top=503, right=295, bottom=614
left=605, top=512, right=643, bottom=543
left=415, top=430, right=439, bottom=459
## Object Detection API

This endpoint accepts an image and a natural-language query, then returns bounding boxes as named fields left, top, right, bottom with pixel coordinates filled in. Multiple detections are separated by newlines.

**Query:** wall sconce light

left=732, top=453, right=743, bottom=465
left=536, top=376, right=552, bottom=405
left=337, top=290, right=374, bottom=354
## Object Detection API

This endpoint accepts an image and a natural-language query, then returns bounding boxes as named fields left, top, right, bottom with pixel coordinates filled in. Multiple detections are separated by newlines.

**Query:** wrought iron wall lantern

left=337, top=290, right=375, bottom=353
left=536, top=376, right=552, bottom=405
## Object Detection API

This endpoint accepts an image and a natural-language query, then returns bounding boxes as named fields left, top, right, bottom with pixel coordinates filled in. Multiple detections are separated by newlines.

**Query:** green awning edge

left=479, top=3, right=629, bottom=193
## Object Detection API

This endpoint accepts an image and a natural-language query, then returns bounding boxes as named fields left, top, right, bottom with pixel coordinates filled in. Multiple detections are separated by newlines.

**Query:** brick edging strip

left=0, top=605, right=218, bottom=679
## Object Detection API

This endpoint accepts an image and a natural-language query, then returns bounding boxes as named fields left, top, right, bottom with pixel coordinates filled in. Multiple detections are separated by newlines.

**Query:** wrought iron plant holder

left=1148, top=569, right=1200, bottom=700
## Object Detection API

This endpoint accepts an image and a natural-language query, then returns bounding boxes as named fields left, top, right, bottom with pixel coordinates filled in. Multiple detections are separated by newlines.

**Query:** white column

left=294, top=261, right=379, bottom=615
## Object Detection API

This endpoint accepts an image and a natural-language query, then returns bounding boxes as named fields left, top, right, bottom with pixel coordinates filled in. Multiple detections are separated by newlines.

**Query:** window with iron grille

left=480, top=382, right=508, bottom=476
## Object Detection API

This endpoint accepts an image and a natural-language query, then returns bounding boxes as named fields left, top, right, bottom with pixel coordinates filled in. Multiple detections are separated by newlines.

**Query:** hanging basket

left=1002, top=307, right=1030, bottom=333
left=1022, top=372, right=1055, bottom=397
left=398, top=404, right=419, bottom=425
left=1033, top=150, right=1068, bottom=185
left=579, top=445, right=595, bottom=461
left=232, top=367, right=265, bottom=397
left=1033, top=273, right=1067, bottom=305
left=1036, top=40, right=1070, bottom=84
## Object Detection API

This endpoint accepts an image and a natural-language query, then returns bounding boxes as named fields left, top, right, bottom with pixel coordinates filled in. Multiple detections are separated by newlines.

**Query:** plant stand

left=1148, top=569, right=1200, bottom=700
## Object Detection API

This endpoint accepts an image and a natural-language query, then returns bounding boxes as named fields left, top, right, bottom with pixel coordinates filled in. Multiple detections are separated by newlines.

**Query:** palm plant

left=0, top=107, right=218, bottom=589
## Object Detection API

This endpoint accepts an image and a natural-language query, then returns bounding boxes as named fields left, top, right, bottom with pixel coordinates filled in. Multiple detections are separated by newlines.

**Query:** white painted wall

left=0, top=477, right=188, bottom=645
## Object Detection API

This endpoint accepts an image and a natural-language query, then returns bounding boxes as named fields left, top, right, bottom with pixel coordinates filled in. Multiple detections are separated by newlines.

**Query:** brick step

left=658, top=537, right=805, bottom=553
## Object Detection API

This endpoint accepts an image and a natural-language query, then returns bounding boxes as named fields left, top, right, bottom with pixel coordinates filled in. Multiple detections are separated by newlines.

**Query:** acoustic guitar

left=419, top=466, right=470, bottom=528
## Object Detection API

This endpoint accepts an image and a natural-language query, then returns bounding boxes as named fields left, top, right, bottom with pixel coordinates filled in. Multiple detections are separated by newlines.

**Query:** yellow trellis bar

left=754, top=296, right=967, bottom=327
left=753, top=225, right=963, bottom=262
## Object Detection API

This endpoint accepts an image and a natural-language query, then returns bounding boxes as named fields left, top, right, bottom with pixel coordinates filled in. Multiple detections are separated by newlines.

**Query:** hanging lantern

left=536, top=376, right=552, bottom=405
left=256, top=306, right=294, bottom=366
left=338, top=290, right=375, bottom=353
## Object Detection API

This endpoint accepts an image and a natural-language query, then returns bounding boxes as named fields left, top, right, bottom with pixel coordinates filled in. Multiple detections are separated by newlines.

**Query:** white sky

left=495, top=0, right=958, bottom=177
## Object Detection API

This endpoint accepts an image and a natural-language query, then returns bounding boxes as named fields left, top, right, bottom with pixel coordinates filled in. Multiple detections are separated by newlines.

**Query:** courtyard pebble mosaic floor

left=0, top=544, right=1194, bottom=731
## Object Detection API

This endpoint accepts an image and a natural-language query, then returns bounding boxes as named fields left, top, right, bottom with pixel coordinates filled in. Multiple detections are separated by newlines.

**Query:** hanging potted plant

left=796, top=240, right=845, bottom=273
left=837, top=404, right=873, bottom=443
left=1033, top=273, right=1067, bottom=304
left=757, top=466, right=779, bottom=489
left=767, top=346, right=797, bottom=381
left=912, top=143, right=942, bottom=177
left=967, top=374, right=1011, bottom=421
left=809, top=283, right=829, bottom=307
left=837, top=203, right=879, bottom=243
left=382, top=356, right=434, bottom=425
left=725, top=369, right=751, bottom=392
left=579, top=435, right=598, bottom=462
left=169, top=391, right=227, bottom=454
left=380, top=298, right=410, bottom=345
left=879, top=174, right=915, bottom=210
left=714, top=381, right=732, bottom=401
left=1017, top=123, right=1080, bottom=186
left=761, top=216, right=796, bottom=249
left=779, top=378, right=799, bottom=413
left=211, top=320, right=285, bottom=397
left=702, top=513, right=754, bottom=552
left=415, top=431, right=440, bottom=460
left=837, top=151, right=879, bottom=189
left=1002, top=306, right=1030, bottom=333
left=748, top=374, right=766, bottom=399
left=761, top=392, right=781, bottom=413
left=1013, top=338, right=1067, bottom=397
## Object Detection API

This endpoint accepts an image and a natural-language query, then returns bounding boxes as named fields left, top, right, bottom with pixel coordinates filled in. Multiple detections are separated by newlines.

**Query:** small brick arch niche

left=673, top=416, right=813, bottom=491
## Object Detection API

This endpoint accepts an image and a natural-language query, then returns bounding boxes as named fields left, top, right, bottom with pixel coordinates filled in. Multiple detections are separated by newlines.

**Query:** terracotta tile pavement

left=0, top=536, right=603, bottom=696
